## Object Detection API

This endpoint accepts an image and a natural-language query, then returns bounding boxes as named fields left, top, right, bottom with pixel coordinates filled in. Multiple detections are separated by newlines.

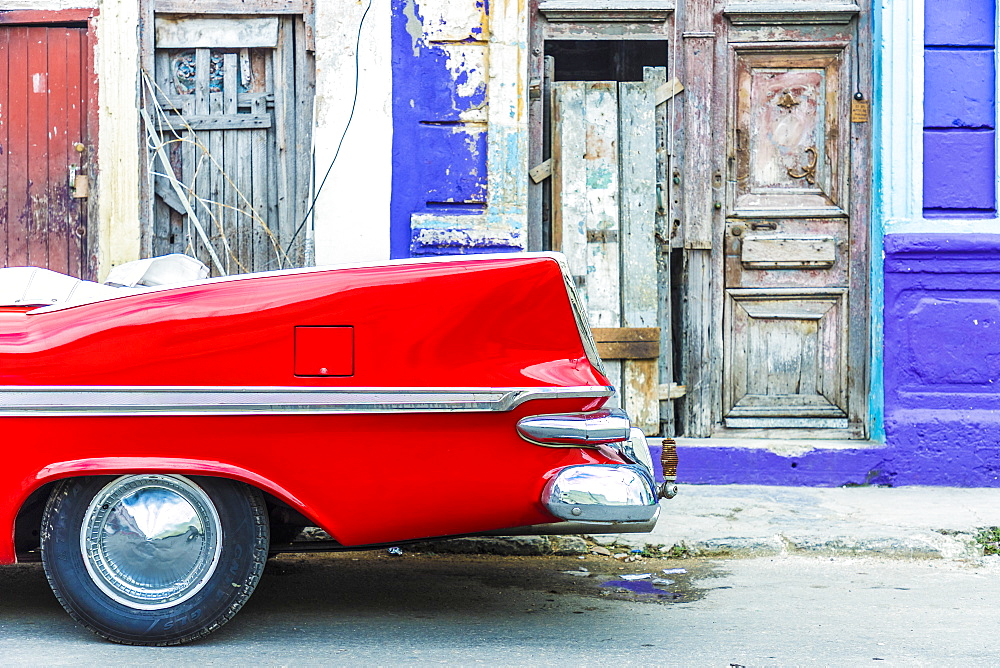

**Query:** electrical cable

left=285, top=0, right=373, bottom=258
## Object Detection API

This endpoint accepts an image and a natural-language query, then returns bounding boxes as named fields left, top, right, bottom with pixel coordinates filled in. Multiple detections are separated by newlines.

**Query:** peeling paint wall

left=95, top=0, right=140, bottom=279
left=391, top=0, right=527, bottom=257
left=313, top=0, right=392, bottom=265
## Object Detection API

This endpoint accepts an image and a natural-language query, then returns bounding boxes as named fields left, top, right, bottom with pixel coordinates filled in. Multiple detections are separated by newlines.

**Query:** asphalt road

left=2, top=551, right=999, bottom=665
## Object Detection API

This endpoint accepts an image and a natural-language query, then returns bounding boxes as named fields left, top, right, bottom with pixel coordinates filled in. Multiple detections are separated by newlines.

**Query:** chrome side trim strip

left=0, top=385, right=613, bottom=417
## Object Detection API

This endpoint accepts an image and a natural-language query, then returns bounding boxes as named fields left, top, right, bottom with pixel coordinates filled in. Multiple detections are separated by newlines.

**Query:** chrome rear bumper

left=542, top=463, right=659, bottom=524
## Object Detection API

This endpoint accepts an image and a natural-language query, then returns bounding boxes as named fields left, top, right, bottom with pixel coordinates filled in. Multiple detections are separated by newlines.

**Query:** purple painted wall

left=923, top=0, right=996, bottom=218
left=882, top=234, right=1000, bottom=487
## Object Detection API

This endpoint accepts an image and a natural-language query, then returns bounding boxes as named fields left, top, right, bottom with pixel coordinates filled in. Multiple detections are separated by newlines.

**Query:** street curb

left=586, top=531, right=984, bottom=560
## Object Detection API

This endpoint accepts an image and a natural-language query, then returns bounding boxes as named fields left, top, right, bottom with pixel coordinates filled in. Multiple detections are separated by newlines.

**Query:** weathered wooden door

left=713, top=7, right=871, bottom=436
left=551, top=69, right=668, bottom=435
left=146, top=14, right=313, bottom=275
left=0, top=25, right=93, bottom=279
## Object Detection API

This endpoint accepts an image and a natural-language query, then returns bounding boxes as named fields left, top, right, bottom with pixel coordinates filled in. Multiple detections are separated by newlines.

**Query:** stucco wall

left=312, top=0, right=393, bottom=266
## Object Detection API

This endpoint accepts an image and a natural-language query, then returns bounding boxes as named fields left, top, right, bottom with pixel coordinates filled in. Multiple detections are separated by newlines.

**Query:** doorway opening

left=545, top=40, right=668, bottom=82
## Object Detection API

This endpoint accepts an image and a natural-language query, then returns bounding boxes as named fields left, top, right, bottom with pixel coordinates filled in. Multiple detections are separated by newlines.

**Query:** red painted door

left=0, top=25, right=92, bottom=279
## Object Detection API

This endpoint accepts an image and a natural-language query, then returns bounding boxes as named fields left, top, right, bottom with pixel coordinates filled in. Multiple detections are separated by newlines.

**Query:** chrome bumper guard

left=542, top=464, right=660, bottom=524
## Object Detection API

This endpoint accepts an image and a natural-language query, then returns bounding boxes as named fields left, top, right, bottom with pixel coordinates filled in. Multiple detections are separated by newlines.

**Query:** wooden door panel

left=725, top=218, right=850, bottom=288
left=724, top=288, right=848, bottom=428
left=732, top=47, right=848, bottom=218
left=1, top=26, right=91, bottom=279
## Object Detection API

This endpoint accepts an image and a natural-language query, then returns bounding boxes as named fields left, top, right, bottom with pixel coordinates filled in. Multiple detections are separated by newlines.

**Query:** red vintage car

left=0, top=253, right=672, bottom=645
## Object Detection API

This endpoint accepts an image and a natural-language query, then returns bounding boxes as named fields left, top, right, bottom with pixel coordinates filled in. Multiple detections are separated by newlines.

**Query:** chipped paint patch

left=401, top=0, right=424, bottom=56
left=410, top=213, right=523, bottom=254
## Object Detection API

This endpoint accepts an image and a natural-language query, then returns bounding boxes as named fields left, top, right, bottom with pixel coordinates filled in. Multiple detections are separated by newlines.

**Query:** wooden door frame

left=527, top=0, right=678, bottom=252
left=0, top=9, right=100, bottom=280
left=684, top=0, right=874, bottom=439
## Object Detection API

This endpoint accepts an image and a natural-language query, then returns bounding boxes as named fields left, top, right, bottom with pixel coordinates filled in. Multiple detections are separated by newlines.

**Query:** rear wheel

left=41, top=474, right=268, bottom=645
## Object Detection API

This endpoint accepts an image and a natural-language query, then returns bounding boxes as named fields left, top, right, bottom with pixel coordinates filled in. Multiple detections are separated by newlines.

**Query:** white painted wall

left=312, top=0, right=393, bottom=265
left=877, top=0, right=924, bottom=233
left=95, top=0, right=141, bottom=279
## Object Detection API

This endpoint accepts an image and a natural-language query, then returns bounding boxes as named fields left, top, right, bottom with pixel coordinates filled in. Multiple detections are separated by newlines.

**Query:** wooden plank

left=647, top=65, right=675, bottom=436
left=551, top=82, right=587, bottom=301
left=529, top=159, right=552, bottom=184
left=846, top=3, right=874, bottom=438
left=250, top=96, right=270, bottom=271
left=208, top=92, right=229, bottom=274
left=302, top=0, right=316, bottom=51
left=654, top=78, right=685, bottom=106
left=263, top=53, right=279, bottom=271
left=272, top=17, right=294, bottom=269
left=154, top=0, right=305, bottom=14
left=194, top=48, right=210, bottom=115
left=0, top=28, right=10, bottom=268
left=541, top=55, right=554, bottom=250
left=223, top=52, right=241, bottom=272
left=582, top=82, right=620, bottom=329
left=158, top=91, right=272, bottom=111
left=293, top=16, right=314, bottom=266
left=237, top=121, right=252, bottom=271
left=679, top=0, right=717, bottom=436
left=683, top=249, right=715, bottom=435
left=156, top=114, right=272, bottom=131
left=26, top=27, right=50, bottom=269
left=553, top=80, right=623, bottom=408
left=659, top=383, right=687, bottom=400
left=594, top=325, right=661, bottom=360
left=527, top=44, right=546, bottom=251
left=620, top=76, right=660, bottom=434
left=154, top=51, right=172, bottom=95
left=7, top=27, right=30, bottom=269
left=741, top=235, right=836, bottom=268
left=155, top=17, right=279, bottom=49
left=592, top=327, right=660, bottom=342
left=46, top=28, right=71, bottom=275
left=192, top=49, right=212, bottom=271
left=596, top=341, right=660, bottom=360
left=138, top=0, right=156, bottom=261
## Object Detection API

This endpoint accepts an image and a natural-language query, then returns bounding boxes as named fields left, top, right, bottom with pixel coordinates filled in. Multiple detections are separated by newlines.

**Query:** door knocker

left=786, top=146, right=817, bottom=185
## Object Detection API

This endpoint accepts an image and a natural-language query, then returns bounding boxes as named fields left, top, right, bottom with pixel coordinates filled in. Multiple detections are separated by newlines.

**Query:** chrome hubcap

left=80, top=475, right=222, bottom=610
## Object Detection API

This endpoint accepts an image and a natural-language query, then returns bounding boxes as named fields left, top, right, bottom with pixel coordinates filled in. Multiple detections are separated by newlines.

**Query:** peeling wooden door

left=146, top=14, right=314, bottom=275
left=0, top=25, right=93, bottom=279
left=716, top=9, right=871, bottom=435
left=552, top=68, right=665, bottom=435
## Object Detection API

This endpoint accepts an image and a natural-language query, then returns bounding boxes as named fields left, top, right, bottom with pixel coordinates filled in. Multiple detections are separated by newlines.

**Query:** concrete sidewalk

left=590, top=485, right=1000, bottom=560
